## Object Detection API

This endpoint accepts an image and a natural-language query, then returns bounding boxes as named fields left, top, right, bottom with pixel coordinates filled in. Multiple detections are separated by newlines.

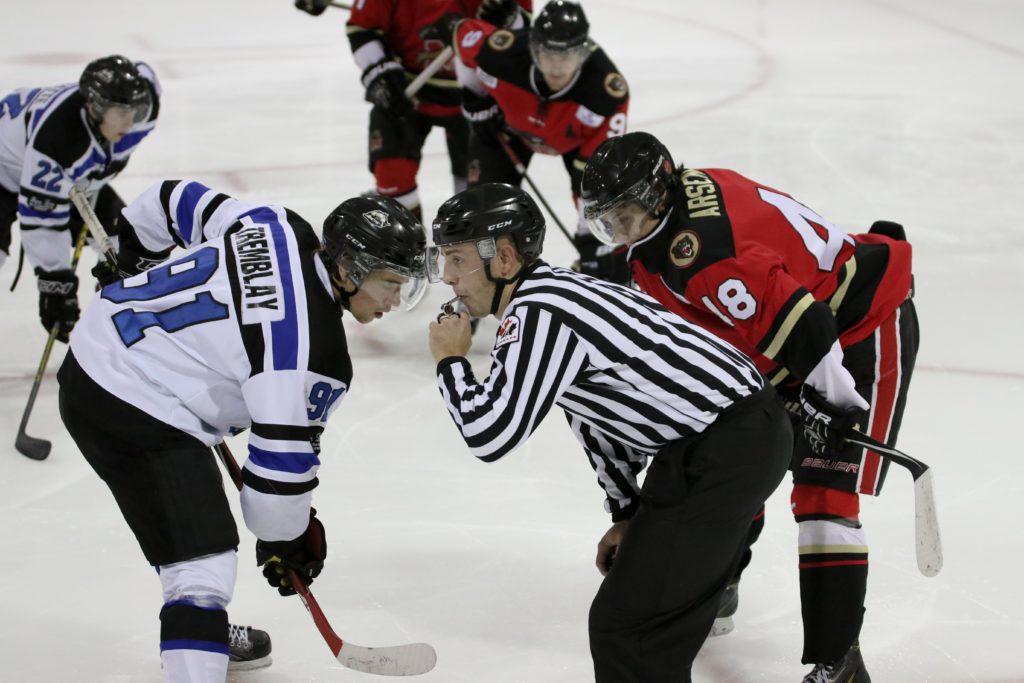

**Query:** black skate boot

left=228, top=623, right=272, bottom=671
left=801, top=642, right=871, bottom=683
left=710, top=578, right=739, bottom=637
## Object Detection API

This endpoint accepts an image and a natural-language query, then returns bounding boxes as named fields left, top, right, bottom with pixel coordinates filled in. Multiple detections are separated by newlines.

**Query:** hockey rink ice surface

left=1, top=0, right=1022, bottom=680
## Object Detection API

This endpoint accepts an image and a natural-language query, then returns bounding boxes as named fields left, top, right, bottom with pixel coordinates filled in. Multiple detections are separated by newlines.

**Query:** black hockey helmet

left=531, top=1, right=590, bottom=52
left=428, top=183, right=545, bottom=283
left=322, top=196, right=428, bottom=310
left=581, top=131, right=677, bottom=245
left=80, top=55, right=152, bottom=124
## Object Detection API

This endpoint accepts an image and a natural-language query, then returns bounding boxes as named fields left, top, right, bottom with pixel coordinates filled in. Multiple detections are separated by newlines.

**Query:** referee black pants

left=589, top=387, right=792, bottom=682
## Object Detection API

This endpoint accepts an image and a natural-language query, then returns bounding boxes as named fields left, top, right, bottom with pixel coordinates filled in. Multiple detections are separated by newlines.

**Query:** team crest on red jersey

left=488, top=29, right=515, bottom=51
left=669, top=230, right=700, bottom=268
left=495, top=314, right=521, bottom=348
left=604, top=73, right=628, bottom=98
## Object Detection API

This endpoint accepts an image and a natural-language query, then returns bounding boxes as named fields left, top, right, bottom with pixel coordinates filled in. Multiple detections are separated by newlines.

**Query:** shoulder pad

left=572, top=47, right=629, bottom=116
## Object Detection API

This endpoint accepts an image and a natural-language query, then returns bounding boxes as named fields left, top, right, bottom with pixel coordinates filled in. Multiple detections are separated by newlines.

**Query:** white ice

left=1, top=1, right=1022, bottom=681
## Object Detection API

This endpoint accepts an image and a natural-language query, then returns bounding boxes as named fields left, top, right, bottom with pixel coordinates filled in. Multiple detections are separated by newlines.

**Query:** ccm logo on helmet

left=488, top=219, right=512, bottom=231
left=345, top=234, right=366, bottom=248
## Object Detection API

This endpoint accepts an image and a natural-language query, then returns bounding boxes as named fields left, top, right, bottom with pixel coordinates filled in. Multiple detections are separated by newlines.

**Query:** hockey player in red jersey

left=581, top=131, right=919, bottom=683
left=436, top=0, right=630, bottom=283
left=295, top=0, right=531, bottom=220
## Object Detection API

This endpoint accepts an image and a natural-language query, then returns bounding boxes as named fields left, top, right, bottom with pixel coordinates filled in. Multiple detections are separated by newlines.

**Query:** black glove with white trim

left=36, top=268, right=79, bottom=343
left=797, top=385, right=864, bottom=456
left=256, top=508, right=327, bottom=596
left=362, top=59, right=413, bottom=117
left=463, top=90, right=505, bottom=146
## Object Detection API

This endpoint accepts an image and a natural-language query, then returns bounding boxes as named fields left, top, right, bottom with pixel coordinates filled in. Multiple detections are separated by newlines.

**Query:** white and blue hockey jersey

left=0, top=62, right=159, bottom=271
left=70, top=180, right=352, bottom=543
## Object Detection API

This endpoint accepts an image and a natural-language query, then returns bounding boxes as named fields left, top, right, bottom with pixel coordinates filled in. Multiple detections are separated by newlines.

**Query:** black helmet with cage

left=580, top=131, right=678, bottom=245
left=321, top=195, right=428, bottom=311
left=79, top=55, right=153, bottom=125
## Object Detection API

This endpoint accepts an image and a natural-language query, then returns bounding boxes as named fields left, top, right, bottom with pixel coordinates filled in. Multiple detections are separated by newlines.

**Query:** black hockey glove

left=797, top=385, right=864, bottom=456
left=362, top=59, right=414, bottom=118
left=294, top=0, right=329, bottom=16
left=256, top=508, right=327, bottom=596
left=419, top=12, right=463, bottom=49
left=462, top=90, right=505, bottom=146
left=572, top=233, right=631, bottom=285
left=868, top=219, right=906, bottom=241
left=36, top=268, right=79, bottom=343
left=477, top=0, right=521, bottom=28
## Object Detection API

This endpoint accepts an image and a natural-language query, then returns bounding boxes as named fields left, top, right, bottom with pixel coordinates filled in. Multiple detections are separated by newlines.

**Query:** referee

left=427, top=183, right=793, bottom=682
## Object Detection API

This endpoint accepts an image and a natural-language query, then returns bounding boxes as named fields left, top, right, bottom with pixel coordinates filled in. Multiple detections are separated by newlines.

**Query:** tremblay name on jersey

left=680, top=169, right=722, bottom=219
left=232, top=219, right=284, bottom=325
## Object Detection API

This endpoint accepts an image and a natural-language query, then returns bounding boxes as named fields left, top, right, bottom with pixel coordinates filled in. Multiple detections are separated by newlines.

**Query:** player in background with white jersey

left=0, top=55, right=159, bottom=341
left=58, top=181, right=427, bottom=683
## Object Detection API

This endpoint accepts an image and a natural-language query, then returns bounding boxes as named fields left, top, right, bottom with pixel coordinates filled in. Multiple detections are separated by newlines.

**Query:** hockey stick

left=68, top=185, right=119, bottom=272
left=329, top=1, right=353, bottom=9
left=496, top=133, right=575, bottom=246
left=14, top=224, right=90, bottom=460
left=404, top=45, right=453, bottom=100
left=214, top=442, right=437, bottom=676
left=842, top=430, right=943, bottom=577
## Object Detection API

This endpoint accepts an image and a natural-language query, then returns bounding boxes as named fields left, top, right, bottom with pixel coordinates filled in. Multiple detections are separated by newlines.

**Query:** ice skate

left=228, top=623, right=272, bottom=672
left=801, top=642, right=870, bottom=683
left=710, top=578, right=739, bottom=637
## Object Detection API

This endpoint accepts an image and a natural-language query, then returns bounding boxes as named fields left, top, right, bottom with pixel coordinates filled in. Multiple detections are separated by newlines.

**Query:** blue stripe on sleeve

left=69, top=147, right=108, bottom=181
left=175, top=181, right=212, bottom=244
left=248, top=444, right=319, bottom=474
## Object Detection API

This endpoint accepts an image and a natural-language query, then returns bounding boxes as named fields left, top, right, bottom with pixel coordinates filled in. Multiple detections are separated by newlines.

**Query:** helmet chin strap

left=329, top=265, right=359, bottom=313
left=484, top=261, right=528, bottom=316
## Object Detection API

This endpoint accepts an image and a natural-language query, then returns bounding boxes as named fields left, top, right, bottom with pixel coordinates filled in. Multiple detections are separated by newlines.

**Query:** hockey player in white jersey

left=0, top=54, right=159, bottom=340
left=57, top=180, right=427, bottom=682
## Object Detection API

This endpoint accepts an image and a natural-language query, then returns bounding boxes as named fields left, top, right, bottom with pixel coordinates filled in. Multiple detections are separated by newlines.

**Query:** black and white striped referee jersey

left=436, top=261, right=766, bottom=520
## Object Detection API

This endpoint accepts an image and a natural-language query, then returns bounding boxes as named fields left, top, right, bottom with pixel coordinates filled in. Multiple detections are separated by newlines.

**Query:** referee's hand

left=596, top=520, right=631, bottom=576
left=429, top=311, right=472, bottom=363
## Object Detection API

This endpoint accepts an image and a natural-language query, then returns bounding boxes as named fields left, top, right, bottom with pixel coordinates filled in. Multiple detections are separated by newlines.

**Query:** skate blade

left=227, top=655, right=272, bottom=672
left=709, top=616, right=734, bottom=637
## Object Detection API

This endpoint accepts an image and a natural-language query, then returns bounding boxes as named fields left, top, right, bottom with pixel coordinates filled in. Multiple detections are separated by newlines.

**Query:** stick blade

left=914, top=469, right=943, bottom=577
left=337, top=642, right=437, bottom=676
left=15, top=431, right=51, bottom=460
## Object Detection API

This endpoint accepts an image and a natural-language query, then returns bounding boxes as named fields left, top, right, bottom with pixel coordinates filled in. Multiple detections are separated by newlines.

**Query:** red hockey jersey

left=629, top=168, right=913, bottom=384
left=347, top=0, right=532, bottom=117
left=454, top=19, right=628, bottom=157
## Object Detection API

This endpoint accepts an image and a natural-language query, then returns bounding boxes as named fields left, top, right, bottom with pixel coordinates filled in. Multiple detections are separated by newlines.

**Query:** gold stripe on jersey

left=762, top=292, right=816, bottom=360
left=769, top=366, right=790, bottom=386
left=828, top=256, right=857, bottom=314
left=798, top=543, right=869, bottom=555
left=423, top=76, right=460, bottom=88
left=346, top=25, right=385, bottom=37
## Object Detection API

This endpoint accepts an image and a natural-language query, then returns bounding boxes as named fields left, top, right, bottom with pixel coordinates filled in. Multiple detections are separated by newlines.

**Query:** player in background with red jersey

left=581, top=131, right=919, bottom=683
left=435, top=0, right=630, bottom=283
left=295, top=0, right=531, bottom=220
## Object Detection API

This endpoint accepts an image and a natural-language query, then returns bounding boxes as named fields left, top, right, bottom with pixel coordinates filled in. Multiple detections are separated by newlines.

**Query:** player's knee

left=158, top=550, right=237, bottom=610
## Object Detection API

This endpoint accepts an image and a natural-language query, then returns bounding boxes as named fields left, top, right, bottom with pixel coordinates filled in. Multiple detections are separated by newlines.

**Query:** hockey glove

left=462, top=90, right=505, bottom=146
left=256, top=508, right=327, bottom=596
left=362, top=59, right=414, bottom=118
left=572, top=233, right=631, bottom=285
left=797, top=385, right=864, bottom=456
left=477, top=0, right=522, bottom=28
left=36, top=268, right=79, bottom=343
left=419, top=12, right=463, bottom=49
left=294, top=0, right=329, bottom=16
